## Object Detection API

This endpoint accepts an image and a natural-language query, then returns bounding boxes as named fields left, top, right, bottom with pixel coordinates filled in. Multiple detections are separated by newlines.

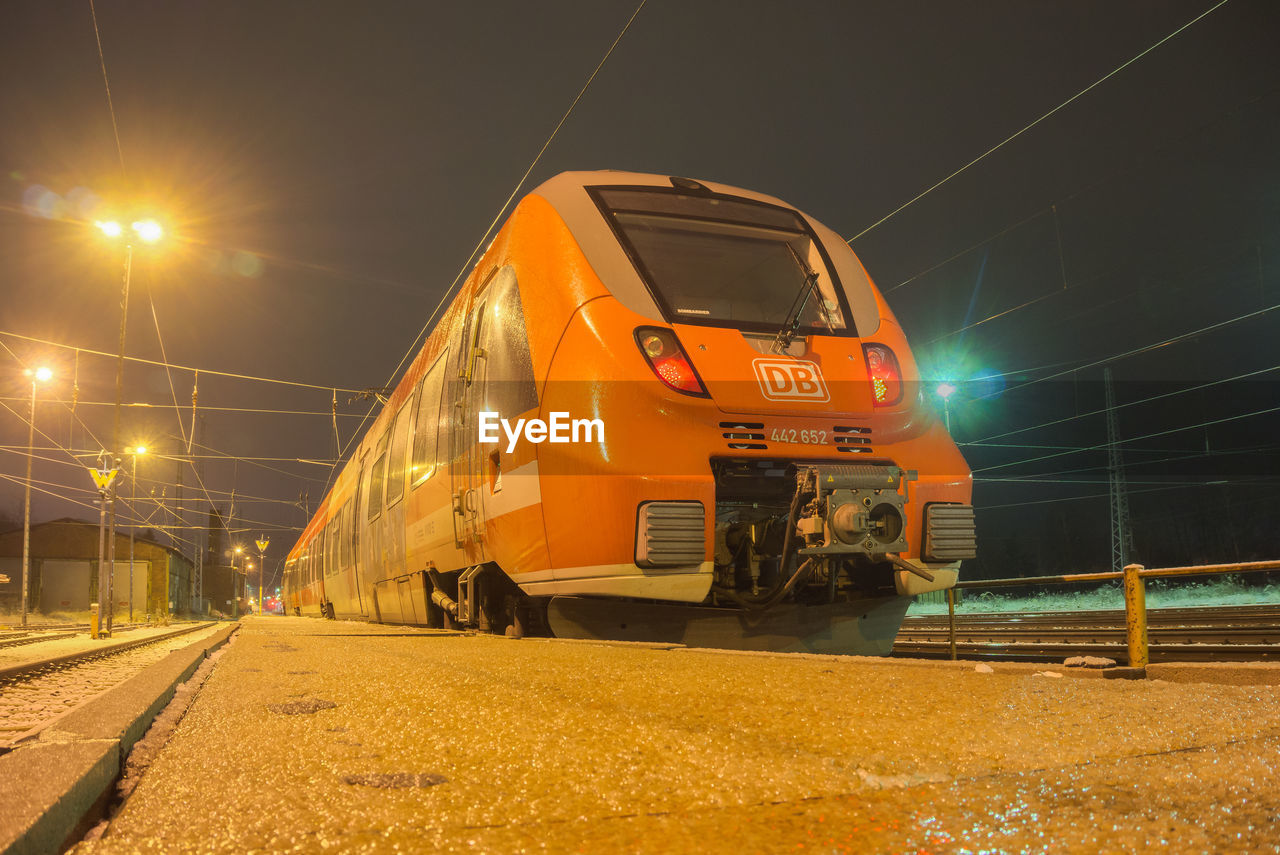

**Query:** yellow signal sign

left=255, top=537, right=270, bottom=552
left=89, top=467, right=118, bottom=491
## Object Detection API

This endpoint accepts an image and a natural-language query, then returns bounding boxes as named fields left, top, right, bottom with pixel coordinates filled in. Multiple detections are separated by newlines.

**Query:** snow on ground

left=909, top=578, right=1280, bottom=615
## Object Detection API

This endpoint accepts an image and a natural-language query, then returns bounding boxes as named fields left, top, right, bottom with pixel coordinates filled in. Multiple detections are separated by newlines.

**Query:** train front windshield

left=590, top=186, right=856, bottom=337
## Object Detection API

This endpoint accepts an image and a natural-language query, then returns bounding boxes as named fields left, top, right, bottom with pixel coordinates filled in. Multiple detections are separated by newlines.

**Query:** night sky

left=2, top=0, right=1278, bottom=587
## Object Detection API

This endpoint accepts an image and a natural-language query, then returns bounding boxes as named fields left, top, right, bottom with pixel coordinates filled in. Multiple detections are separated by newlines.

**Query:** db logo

left=752, top=359, right=830, bottom=402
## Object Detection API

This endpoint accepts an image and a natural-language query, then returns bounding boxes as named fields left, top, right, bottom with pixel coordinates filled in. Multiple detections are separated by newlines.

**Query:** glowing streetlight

left=93, top=214, right=167, bottom=634
left=935, top=382, right=957, bottom=432
left=132, top=220, right=164, bottom=243
left=20, top=367, right=53, bottom=627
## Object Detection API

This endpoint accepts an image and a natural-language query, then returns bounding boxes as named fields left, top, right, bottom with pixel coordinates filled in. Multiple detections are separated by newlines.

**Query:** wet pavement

left=72, top=616, right=1280, bottom=853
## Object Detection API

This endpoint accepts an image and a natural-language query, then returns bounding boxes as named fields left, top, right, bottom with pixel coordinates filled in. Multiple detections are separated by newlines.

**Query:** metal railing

left=943, top=559, right=1280, bottom=671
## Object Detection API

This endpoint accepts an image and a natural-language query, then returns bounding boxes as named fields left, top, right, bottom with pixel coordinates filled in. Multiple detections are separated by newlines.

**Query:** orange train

left=282, top=171, right=975, bottom=654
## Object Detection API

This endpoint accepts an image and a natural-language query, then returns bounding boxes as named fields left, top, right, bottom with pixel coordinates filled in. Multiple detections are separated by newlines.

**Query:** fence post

left=946, top=586, right=957, bottom=661
left=1122, top=563, right=1148, bottom=670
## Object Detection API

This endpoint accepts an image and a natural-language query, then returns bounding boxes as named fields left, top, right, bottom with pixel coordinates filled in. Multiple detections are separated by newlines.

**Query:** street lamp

left=20, top=366, right=53, bottom=627
left=126, top=445, right=147, bottom=622
left=231, top=546, right=244, bottom=619
left=936, top=382, right=958, bottom=432
left=94, top=217, right=165, bottom=634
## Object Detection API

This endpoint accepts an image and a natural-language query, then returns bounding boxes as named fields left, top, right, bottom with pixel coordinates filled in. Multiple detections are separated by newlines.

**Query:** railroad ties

left=0, top=623, right=218, bottom=752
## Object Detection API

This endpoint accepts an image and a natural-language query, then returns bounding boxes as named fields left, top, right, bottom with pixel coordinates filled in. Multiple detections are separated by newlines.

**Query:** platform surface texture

left=70, top=616, right=1280, bottom=853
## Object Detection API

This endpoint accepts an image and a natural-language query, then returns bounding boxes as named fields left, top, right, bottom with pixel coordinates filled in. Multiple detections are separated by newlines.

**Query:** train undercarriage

left=343, top=458, right=968, bottom=656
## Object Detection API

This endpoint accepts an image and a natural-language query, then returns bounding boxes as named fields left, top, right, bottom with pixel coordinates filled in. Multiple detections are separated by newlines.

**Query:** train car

left=281, top=170, right=975, bottom=654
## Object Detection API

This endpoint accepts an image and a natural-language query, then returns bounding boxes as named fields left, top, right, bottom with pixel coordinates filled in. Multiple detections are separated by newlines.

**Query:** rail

left=942, top=559, right=1280, bottom=673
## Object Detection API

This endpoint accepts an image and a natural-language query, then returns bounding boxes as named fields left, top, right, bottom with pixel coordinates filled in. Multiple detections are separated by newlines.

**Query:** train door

left=344, top=501, right=366, bottom=615
left=362, top=435, right=389, bottom=586
left=352, top=451, right=371, bottom=607
left=382, top=400, right=413, bottom=579
left=449, top=286, right=491, bottom=562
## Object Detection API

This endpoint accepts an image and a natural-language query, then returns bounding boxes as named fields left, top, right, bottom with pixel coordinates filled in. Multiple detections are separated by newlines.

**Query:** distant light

left=132, top=220, right=164, bottom=243
left=34, top=366, right=53, bottom=383
left=936, top=382, right=957, bottom=401
left=96, top=220, right=124, bottom=238
left=134, top=445, right=147, bottom=455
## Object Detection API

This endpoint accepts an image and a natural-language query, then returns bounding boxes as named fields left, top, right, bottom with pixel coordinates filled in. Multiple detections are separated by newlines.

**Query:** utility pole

left=256, top=536, right=270, bottom=615
left=1104, top=367, right=1134, bottom=572
left=89, top=460, right=118, bottom=638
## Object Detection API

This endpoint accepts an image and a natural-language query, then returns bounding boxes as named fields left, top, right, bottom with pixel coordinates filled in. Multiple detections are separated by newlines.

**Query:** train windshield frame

left=588, top=185, right=857, bottom=337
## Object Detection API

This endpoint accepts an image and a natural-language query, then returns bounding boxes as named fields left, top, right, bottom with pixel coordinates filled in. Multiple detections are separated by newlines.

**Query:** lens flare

left=132, top=220, right=164, bottom=243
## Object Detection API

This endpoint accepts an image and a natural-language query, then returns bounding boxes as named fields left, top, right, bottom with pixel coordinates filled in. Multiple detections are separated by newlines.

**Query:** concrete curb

left=0, top=623, right=239, bottom=855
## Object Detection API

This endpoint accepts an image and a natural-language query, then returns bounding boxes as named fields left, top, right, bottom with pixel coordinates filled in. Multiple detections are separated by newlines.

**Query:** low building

left=0, top=518, right=194, bottom=620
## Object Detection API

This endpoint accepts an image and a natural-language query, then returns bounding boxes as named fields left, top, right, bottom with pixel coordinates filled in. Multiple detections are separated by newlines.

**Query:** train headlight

left=634, top=326, right=710, bottom=397
left=862, top=343, right=904, bottom=407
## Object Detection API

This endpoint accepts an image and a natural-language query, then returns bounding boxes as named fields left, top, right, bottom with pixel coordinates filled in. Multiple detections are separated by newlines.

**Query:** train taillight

left=635, top=327, right=710, bottom=397
left=862, top=343, right=903, bottom=406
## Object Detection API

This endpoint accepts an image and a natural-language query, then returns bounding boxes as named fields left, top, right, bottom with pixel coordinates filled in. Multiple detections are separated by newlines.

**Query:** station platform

left=61, top=617, right=1280, bottom=852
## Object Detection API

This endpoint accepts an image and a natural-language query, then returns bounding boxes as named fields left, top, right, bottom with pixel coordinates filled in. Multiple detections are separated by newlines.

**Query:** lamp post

left=231, top=546, right=243, bottom=619
left=936, top=382, right=958, bottom=432
left=95, top=218, right=164, bottom=635
left=20, top=366, right=53, bottom=628
left=126, top=445, right=147, bottom=622
left=244, top=562, right=253, bottom=613
left=255, top=536, right=270, bottom=616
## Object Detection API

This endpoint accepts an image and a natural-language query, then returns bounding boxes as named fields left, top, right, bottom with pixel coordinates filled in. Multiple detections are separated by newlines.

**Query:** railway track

left=894, top=604, right=1280, bottom=662
left=0, top=622, right=219, bottom=752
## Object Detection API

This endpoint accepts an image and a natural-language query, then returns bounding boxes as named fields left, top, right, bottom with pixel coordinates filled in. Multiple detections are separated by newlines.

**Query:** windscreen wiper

left=771, top=245, right=833, bottom=353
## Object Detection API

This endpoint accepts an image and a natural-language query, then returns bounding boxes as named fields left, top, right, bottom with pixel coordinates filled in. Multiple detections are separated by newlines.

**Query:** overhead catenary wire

left=973, top=478, right=1280, bottom=512
left=962, top=362, right=1280, bottom=447
left=322, top=0, right=649, bottom=495
left=382, top=0, right=649, bottom=396
left=0, top=329, right=364, bottom=395
left=972, top=404, right=1280, bottom=474
left=845, top=0, right=1233, bottom=243
left=87, top=0, right=126, bottom=176
left=921, top=237, right=1270, bottom=348
left=884, top=85, right=1280, bottom=296
left=0, top=396, right=374, bottom=420
left=971, top=302, right=1280, bottom=405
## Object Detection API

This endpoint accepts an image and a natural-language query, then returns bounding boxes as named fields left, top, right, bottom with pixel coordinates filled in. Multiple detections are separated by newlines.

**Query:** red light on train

left=862, top=343, right=903, bottom=406
left=635, top=327, right=710, bottom=397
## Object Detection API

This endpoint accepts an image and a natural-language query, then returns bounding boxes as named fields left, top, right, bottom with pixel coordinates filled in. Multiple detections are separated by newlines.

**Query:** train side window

left=367, top=432, right=389, bottom=520
left=334, top=503, right=346, bottom=572
left=342, top=501, right=354, bottom=568
left=386, top=399, right=413, bottom=507
left=476, top=267, right=538, bottom=420
left=324, top=522, right=334, bottom=577
left=411, top=355, right=445, bottom=487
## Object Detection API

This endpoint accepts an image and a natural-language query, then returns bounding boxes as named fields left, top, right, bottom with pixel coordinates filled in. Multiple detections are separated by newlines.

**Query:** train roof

left=529, top=170, right=883, bottom=341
